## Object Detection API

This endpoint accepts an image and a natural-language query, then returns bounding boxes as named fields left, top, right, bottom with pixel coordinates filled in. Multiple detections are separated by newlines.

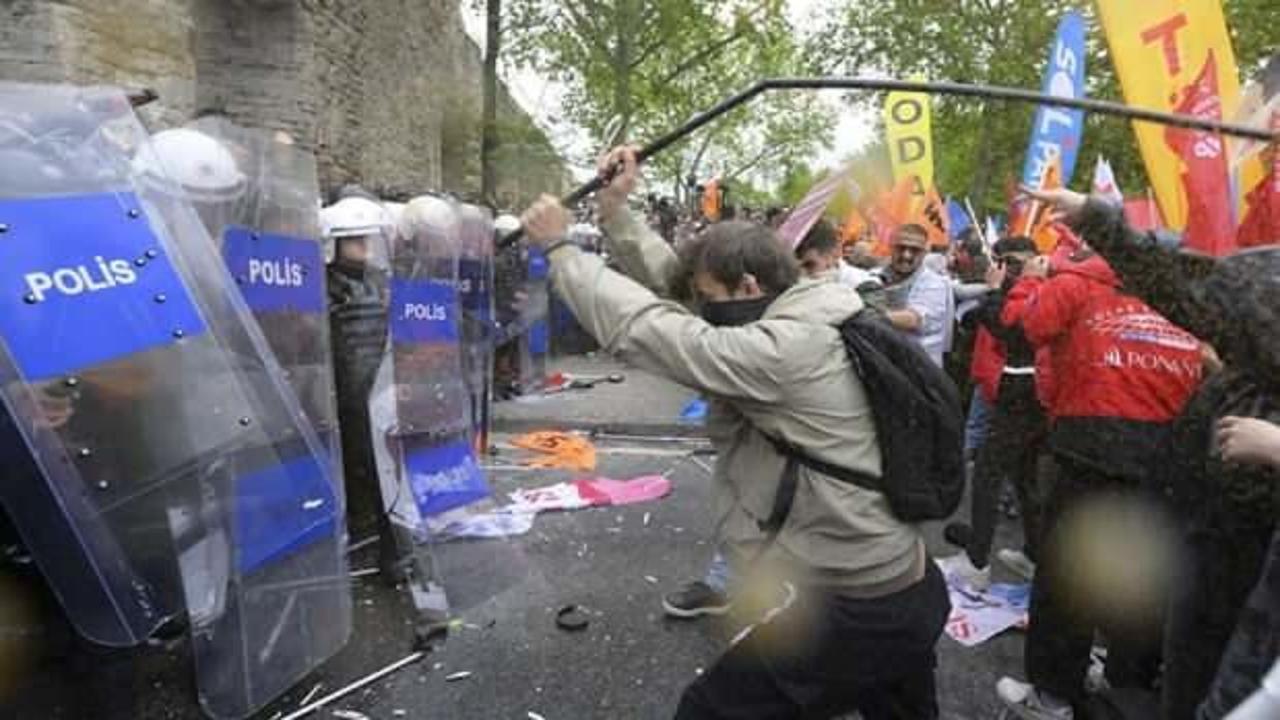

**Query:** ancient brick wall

left=0, top=0, right=568, bottom=206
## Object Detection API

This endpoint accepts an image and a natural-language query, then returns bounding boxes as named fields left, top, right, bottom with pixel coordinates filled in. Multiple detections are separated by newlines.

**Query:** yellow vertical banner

left=884, top=75, right=934, bottom=210
left=1095, top=0, right=1245, bottom=231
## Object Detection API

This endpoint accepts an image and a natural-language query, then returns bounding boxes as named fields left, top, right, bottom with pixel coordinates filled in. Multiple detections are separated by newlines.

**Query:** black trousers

left=1196, top=528, right=1280, bottom=719
left=1025, top=457, right=1165, bottom=707
left=1162, top=524, right=1276, bottom=720
left=966, top=374, right=1048, bottom=568
left=674, top=562, right=949, bottom=720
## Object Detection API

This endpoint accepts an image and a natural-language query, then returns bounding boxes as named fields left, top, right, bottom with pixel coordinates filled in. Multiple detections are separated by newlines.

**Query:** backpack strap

left=763, top=434, right=882, bottom=494
left=755, top=433, right=883, bottom=544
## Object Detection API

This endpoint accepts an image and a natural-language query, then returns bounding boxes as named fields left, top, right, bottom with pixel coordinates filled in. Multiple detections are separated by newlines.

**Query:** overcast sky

left=459, top=1, right=876, bottom=182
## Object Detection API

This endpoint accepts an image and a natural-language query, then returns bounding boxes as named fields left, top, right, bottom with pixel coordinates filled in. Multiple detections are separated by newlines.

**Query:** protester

left=945, top=236, right=1047, bottom=589
left=993, top=233, right=1203, bottom=719
left=876, top=224, right=955, bottom=366
left=1024, top=186, right=1280, bottom=720
left=521, top=146, right=948, bottom=719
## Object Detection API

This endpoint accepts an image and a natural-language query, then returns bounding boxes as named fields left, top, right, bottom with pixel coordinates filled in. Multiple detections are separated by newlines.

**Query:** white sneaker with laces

left=943, top=553, right=991, bottom=591
left=998, top=548, right=1037, bottom=581
left=997, top=677, right=1073, bottom=720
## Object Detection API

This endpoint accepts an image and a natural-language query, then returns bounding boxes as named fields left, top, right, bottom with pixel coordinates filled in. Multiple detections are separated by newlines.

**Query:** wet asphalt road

left=4, top=434, right=1028, bottom=719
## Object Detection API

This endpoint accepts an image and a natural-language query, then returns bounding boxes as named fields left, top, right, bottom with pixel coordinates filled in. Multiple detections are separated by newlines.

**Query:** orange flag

left=916, top=185, right=950, bottom=248
left=1027, top=154, right=1064, bottom=252
left=841, top=206, right=869, bottom=244
left=701, top=179, right=721, bottom=222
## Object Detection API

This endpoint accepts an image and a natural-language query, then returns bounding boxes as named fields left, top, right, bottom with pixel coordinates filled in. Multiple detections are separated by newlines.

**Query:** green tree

left=503, top=0, right=834, bottom=198
left=810, top=0, right=1276, bottom=215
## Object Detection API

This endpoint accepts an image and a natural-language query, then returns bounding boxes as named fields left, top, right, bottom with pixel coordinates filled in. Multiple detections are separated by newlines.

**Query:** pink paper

left=575, top=475, right=671, bottom=506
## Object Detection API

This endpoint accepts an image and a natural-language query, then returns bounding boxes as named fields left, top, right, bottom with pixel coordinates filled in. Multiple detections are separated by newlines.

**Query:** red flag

left=1236, top=109, right=1280, bottom=248
left=1164, top=52, right=1236, bottom=257
left=1124, top=195, right=1165, bottom=232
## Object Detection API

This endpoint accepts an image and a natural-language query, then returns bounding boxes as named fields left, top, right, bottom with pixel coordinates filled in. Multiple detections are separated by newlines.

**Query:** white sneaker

left=997, top=677, right=1073, bottom=719
left=998, top=548, right=1037, bottom=581
left=943, top=553, right=991, bottom=591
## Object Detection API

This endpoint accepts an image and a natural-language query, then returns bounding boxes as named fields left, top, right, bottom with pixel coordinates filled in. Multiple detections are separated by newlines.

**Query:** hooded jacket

left=1001, top=247, right=1202, bottom=481
left=547, top=209, right=926, bottom=597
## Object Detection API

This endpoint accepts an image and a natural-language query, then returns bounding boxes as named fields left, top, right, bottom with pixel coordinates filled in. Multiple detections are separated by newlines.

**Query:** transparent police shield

left=0, top=83, right=348, bottom=719
left=456, top=204, right=495, bottom=455
left=370, top=196, right=527, bottom=618
left=175, top=118, right=351, bottom=718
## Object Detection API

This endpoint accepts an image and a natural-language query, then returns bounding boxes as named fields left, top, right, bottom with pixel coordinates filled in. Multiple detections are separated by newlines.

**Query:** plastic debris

left=555, top=605, right=590, bottom=632
left=300, top=684, right=323, bottom=706
left=280, top=652, right=426, bottom=720
left=643, top=512, right=651, bottom=527
left=393, top=711, right=407, bottom=717
left=445, top=671, right=473, bottom=682
left=643, top=575, right=658, bottom=584
left=529, top=713, right=548, bottom=720
left=332, top=711, right=369, bottom=720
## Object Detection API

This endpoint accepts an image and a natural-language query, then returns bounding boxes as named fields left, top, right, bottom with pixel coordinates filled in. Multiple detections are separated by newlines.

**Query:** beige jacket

left=547, top=209, right=925, bottom=596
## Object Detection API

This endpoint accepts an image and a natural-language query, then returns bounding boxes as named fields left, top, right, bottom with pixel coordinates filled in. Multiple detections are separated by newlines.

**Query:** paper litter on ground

left=935, top=555, right=1030, bottom=647
left=426, top=475, right=672, bottom=541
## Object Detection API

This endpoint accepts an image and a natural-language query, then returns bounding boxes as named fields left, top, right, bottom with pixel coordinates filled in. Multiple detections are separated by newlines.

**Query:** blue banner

left=222, top=226, right=325, bottom=315
left=0, top=193, right=207, bottom=382
left=946, top=199, right=972, bottom=240
left=403, top=437, right=490, bottom=517
left=1020, top=11, right=1087, bottom=188
left=234, top=450, right=338, bottom=574
left=389, top=277, right=460, bottom=345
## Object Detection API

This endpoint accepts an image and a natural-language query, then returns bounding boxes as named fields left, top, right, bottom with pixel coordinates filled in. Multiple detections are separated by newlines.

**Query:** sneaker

left=997, top=678, right=1074, bottom=720
left=997, top=548, right=1037, bottom=581
left=662, top=581, right=732, bottom=619
left=942, top=553, right=991, bottom=591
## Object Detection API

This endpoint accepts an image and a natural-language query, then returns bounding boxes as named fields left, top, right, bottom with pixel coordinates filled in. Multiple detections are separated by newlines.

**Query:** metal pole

left=500, top=75, right=1278, bottom=247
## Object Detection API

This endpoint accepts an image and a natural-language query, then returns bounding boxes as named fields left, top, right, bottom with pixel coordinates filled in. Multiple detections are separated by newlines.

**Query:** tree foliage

left=502, top=0, right=835, bottom=200
left=809, top=0, right=1277, bottom=215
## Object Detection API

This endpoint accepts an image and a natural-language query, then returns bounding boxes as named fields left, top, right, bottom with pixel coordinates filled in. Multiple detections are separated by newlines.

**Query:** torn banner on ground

left=935, top=554, right=1030, bottom=647
left=427, top=475, right=672, bottom=540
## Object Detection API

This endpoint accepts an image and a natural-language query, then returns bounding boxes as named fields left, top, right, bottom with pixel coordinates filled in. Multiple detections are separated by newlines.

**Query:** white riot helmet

left=133, top=127, right=247, bottom=236
left=321, top=196, right=392, bottom=266
left=397, top=195, right=460, bottom=262
left=135, top=127, right=247, bottom=203
left=494, top=214, right=521, bottom=236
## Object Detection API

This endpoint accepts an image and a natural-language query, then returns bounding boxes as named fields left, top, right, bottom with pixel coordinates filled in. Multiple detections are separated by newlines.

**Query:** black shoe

left=662, top=581, right=731, bottom=619
left=944, top=521, right=973, bottom=550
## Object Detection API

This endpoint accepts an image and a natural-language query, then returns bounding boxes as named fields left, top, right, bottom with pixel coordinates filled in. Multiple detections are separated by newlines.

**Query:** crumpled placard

left=935, top=555, right=1030, bottom=647
left=511, top=431, right=597, bottom=471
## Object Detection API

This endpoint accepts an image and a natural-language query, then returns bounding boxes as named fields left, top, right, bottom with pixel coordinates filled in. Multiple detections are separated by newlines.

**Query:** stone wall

left=0, top=0, right=569, bottom=208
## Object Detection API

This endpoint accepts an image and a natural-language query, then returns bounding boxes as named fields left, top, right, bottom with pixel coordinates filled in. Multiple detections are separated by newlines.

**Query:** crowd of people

left=518, top=146, right=1279, bottom=719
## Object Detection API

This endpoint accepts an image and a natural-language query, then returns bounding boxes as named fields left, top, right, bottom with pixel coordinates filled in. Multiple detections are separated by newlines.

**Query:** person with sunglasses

left=944, top=237, right=1049, bottom=590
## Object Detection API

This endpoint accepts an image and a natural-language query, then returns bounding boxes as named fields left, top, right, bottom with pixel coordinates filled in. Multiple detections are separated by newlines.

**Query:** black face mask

left=700, top=295, right=776, bottom=327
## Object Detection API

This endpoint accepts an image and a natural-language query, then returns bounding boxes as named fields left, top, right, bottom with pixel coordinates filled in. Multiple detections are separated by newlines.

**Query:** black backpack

left=762, top=309, right=965, bottom=529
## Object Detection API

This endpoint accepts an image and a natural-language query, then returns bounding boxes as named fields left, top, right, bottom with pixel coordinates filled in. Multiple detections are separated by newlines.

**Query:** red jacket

left=969, top=326, right=1004, bottom=405
left=1003, top=252, right=1202, bottom=424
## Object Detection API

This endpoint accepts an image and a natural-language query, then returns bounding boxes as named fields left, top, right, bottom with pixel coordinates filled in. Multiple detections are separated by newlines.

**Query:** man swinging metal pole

left=499, top=75, right=1278, bottom=248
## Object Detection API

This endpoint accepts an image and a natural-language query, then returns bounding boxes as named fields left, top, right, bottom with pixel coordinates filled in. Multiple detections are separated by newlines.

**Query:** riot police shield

left=456, top=204, right=495, bottom=455
left=371, top=196, right=527, bottom=621
left=0, top=83, right=348, bottom=719
left=146, top=117, right=351, bottom=718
